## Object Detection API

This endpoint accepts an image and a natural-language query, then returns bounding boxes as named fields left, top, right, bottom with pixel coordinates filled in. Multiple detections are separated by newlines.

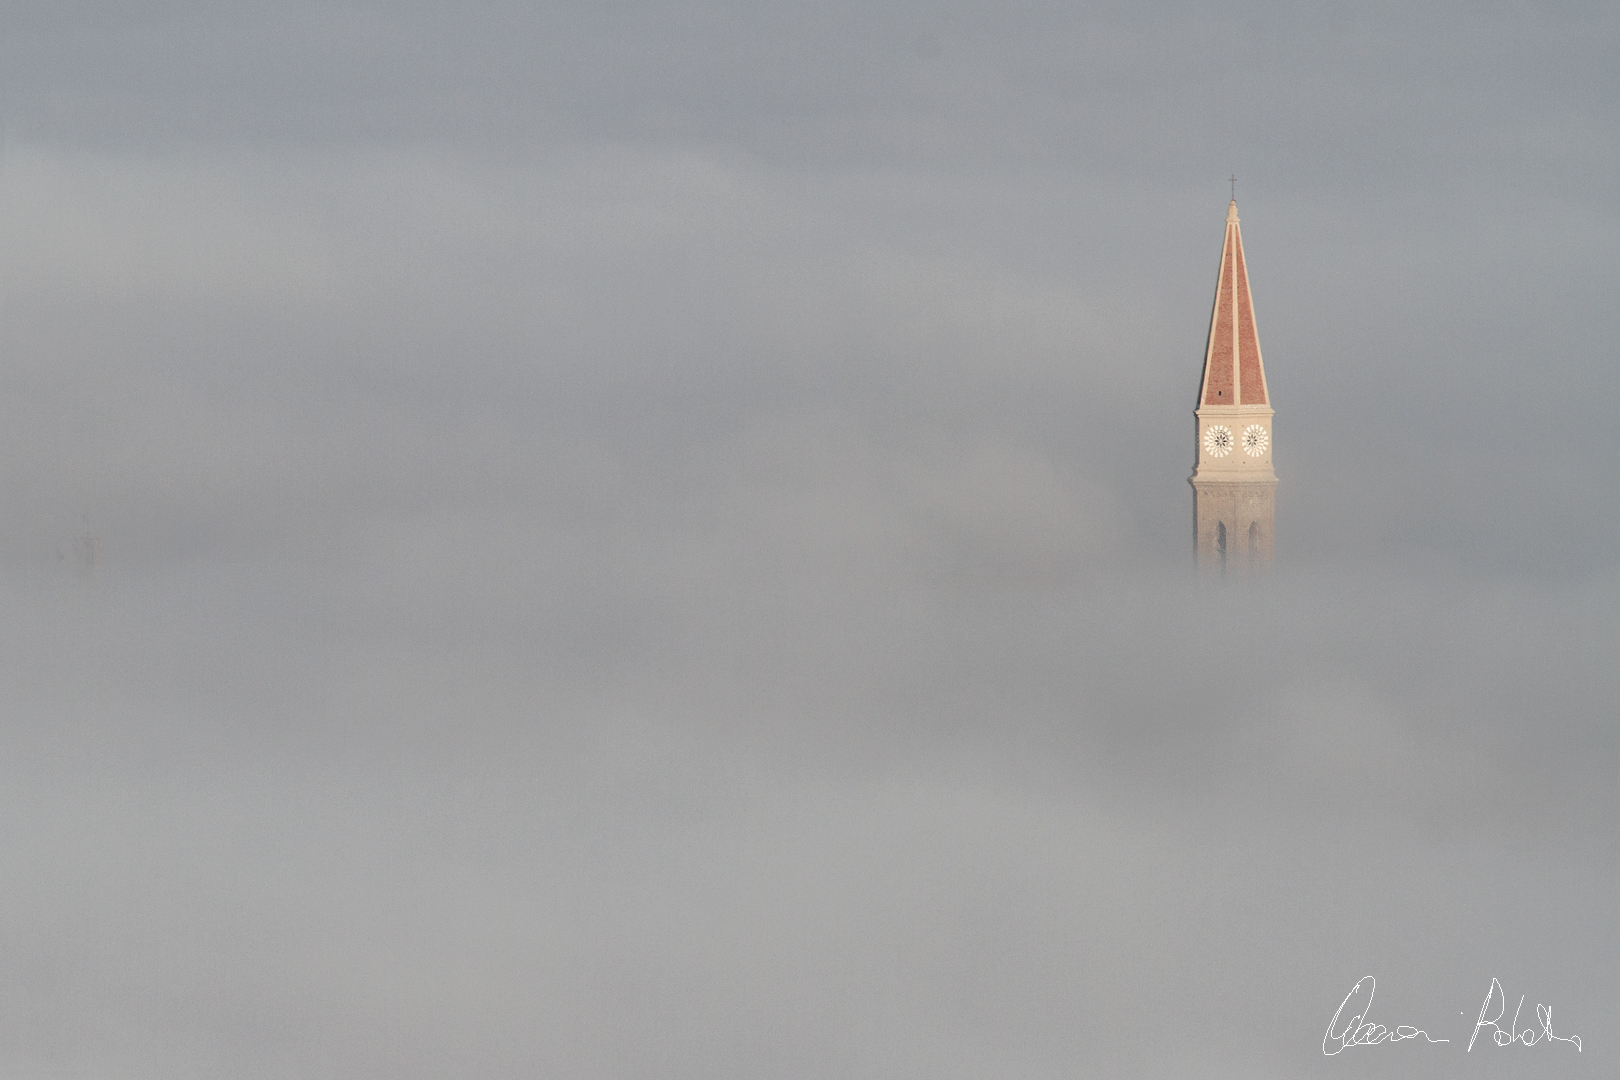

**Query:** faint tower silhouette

left=73, top=512, right=102, bottom=580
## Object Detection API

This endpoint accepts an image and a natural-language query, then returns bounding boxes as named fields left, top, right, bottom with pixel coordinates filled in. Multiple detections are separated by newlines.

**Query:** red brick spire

left=1198, top=201, right=1269, bottom=406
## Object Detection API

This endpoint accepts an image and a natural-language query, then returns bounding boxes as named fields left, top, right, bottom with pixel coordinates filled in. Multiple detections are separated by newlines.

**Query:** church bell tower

left=1190, top=200, right=1275, bottom=574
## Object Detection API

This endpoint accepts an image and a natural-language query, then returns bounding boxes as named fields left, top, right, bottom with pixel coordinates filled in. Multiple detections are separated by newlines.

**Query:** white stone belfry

left=1190, top=200, right=1275, bottom=574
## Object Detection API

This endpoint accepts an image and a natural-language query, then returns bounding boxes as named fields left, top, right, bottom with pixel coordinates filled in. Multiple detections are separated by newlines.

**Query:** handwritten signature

left=1469, top=977, right=1582, bottom=1051
left=1323, top=976, right=1448, bottom=1055
left=1324, top=976, right=1582, bottom=1055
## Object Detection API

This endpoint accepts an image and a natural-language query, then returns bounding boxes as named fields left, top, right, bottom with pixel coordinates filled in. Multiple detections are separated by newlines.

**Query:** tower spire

left=1197, top=201, right=1269, bottom=408
left=1190, top=199, right=1276, bottom=574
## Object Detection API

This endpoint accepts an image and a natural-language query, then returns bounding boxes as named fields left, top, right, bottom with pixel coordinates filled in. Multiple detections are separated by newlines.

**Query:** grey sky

left=0, top=2, right=1615, bottom=1078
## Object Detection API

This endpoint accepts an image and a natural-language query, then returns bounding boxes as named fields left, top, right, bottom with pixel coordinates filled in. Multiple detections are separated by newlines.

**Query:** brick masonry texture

left=1234, top=243, right=1266, bottom=405
left=1204, top=230, right=1235, bottom=404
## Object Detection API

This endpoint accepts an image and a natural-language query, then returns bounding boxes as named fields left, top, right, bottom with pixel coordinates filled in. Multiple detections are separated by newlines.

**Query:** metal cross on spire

left=1230, top=175, right=1237, bottom=201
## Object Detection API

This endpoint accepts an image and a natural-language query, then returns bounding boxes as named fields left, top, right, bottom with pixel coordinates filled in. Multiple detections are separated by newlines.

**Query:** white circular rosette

left=1241, top=424, right=1269, bottom=456
left=1203, top=425, right=1234, bottom=457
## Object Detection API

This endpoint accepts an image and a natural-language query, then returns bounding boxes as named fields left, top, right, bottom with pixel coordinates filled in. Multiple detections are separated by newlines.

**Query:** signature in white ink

left=1323, top=976, right=1449, bottom=1055
left=1468, top=978, right=1582, bottom=1051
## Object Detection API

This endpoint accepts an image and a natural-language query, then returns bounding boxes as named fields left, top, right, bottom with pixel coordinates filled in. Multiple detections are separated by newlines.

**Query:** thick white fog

left=0, top=3, right=1615, bottom=1077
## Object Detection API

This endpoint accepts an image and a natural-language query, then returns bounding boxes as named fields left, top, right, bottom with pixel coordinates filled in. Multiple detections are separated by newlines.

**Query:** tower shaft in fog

left=1190, top=200, right=1276, bottom=574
